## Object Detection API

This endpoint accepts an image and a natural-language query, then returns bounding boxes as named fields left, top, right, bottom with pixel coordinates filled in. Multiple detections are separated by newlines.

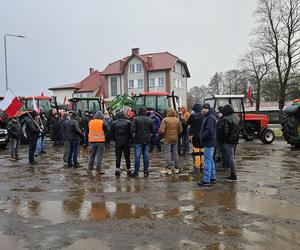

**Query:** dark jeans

left=88, top=143, right=105, bottom=171
left=68, top=139, right=80, bottom=165
left=115, top=145, right=130, bottom=170
left=134, top=144, right=149, bottom=174
left=219, top=143, right=229, bottom=169
left=10, top=138, right=20, bottom=158
left=150, top=134, right=161, bottom=152
left=28, top=138, right=38, bottom=164
left=178, top=130, right=189, bottom=154
left=223, top=143, right=237, bottom=177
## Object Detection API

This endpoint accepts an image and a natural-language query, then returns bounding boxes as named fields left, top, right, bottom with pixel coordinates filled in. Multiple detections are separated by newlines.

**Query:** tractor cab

left=132, top=91, right=178, bottom=120
left=68, top=97, right=104, bottom=116
left=204, top=95, right=275, bottom=144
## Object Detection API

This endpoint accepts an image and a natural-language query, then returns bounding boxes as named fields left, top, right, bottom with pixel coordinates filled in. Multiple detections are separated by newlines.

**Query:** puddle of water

left=0, top=232, right=26, bottom=250
left=1, top=198, right=201, bottom=223
left=62, top=238, right=110, bottom=250
left=237, top=193, right=300, bottom=220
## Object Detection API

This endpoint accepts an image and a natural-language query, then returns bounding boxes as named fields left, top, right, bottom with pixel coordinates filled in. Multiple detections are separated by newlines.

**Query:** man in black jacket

left=111, top=111, right=132, bottom=176
left=187, top=103, right=205, bottom=174
left=60, top=112, right=70, bottom=163
left=82, top=110, right=90, bottom=147
left=51, top=113, right=62, bottom=146
left=131, top=107, right=154, bottom=177
left=7, top=117, right=22, bottom=160
left=198, top=103, right=217, bottom=186
left=64, top=112, right=84, bottom=168
left=219, top=104, right=240, bottom=181
left=25, top=111, right=42, bottom=165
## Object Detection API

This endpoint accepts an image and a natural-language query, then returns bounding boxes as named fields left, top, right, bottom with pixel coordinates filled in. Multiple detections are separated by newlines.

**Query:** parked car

left=0, top=128, right=9, bottom=148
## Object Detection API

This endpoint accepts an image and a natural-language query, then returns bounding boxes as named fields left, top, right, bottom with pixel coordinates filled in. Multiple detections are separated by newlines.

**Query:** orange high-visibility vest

left=88, top=119, right=105, bottom=142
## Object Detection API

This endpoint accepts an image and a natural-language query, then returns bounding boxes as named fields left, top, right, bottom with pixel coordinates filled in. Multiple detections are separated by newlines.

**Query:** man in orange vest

left=88, top=111, right=109, bottom=174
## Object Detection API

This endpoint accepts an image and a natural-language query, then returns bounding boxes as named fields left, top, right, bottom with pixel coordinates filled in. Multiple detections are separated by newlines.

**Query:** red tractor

left=204, top=95, right=275, bottom=144
left=132, top=91, right=179, bottom=120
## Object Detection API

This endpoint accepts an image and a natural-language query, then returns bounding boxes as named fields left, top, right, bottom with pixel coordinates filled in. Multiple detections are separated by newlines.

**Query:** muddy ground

left=0, top=139, right=299, bottom=250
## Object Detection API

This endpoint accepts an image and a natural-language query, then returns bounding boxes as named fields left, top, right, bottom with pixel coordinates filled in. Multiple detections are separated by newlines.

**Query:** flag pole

left=8, top=88, right=43, bottom=132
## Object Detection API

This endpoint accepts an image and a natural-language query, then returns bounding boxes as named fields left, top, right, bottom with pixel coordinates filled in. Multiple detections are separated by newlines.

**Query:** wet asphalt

left=0, top=139, right=299, bottom=250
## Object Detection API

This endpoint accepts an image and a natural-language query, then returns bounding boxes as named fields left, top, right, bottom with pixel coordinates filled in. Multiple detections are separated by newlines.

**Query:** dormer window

left=136, top=64, right=142, bottom=73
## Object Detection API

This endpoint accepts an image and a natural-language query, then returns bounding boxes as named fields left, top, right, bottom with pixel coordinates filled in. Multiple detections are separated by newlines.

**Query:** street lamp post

left=4, top=34, right=26, bottom=91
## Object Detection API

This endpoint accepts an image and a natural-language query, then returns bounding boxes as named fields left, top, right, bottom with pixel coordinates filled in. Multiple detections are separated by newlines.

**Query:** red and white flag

left=63, top=96, right=67, bottom=104
left=0, top=90, right=23, bottom=118
left=32, top=97, right=40, bottom=113
left=247, top=81, right=253, bottom=105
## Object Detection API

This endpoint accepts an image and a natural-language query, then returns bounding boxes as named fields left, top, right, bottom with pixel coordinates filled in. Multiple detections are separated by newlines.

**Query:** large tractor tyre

left=281, top=112, right=300, bottom=148
left=242, top=124, right=255, bottom=141
left=259, top=128, right=275, bottom=144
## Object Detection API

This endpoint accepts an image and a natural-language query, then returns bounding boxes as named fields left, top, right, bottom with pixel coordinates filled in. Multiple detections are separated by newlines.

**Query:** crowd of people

left=6, top=103, right=241, bottom=186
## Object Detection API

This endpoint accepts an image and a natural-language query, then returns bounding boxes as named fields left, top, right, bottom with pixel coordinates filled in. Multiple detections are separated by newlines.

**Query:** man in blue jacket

left=198, top=103, right=217, bottom=186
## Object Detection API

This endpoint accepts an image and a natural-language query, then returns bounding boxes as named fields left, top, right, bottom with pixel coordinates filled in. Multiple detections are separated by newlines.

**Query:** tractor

left=68, top=97, right=104, bottom=116
left=131, top=91, right=179, bottom=120
left=204, top=95, right=275, bottom=144
left=281, top=99, right=300, bottom=148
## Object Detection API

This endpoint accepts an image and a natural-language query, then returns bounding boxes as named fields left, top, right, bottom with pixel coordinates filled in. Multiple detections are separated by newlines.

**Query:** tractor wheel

left=259, top=128, right=275, bottom=144
left=281, top=112, right=300, bottom=148
left=242, top=124, right=255, bottom=141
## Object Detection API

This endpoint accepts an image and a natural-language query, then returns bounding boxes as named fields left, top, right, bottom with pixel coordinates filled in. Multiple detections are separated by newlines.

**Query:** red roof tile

left=75, top=70, right=104, bottom=93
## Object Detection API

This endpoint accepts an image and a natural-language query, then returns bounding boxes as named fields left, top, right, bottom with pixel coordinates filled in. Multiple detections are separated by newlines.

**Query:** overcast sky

left=0, top=0, right=257, bottom=96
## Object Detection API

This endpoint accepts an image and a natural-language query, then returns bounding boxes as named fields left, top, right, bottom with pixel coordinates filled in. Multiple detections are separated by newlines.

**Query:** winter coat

left=219, top=104, right=240, bottom=144
left=187, top=103, right=204, bottom=148
left=111, top=113, right=132, bottom=146
left=200, top=110, right=217, bottom=148
left=7, top=120, right=22, bottom=139
left=82, top=115, right=91, bottom=131
left=131, top=107, right=154, bottom=144
left=151, top=115, right=161, bottom=133
left=60, top=117, right=69, bottom=141
left=25, top=114, right=40, bottom=142
left=179, top=117, right=188, bottom=137
left=160, top=109, right=183, bottom=144
left=64, top=113, right=83, bottom=141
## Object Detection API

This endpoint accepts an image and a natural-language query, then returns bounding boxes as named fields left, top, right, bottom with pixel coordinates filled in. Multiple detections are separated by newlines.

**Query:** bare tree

left=240, top=48, right=272, bottom=111
left=187, top=85, right=210, bottom=109
left=208, top=72, right=224, bottom=95
left=255, top=0, right=300, bottom=111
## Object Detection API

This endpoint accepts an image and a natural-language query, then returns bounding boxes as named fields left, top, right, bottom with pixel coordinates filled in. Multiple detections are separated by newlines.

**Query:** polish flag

left=0, top=90, right=23, bottom=118
left=247, top=81, right=253, bottom=105
left=32, top=97, right=40, bottom=113
left=63, top=96, right=67, bottom=104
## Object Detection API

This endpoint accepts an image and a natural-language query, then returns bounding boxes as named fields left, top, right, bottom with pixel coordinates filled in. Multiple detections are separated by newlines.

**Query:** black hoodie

left=131, top=107, right=154, bottom=144
left=187, top=103, right=204, bottom=148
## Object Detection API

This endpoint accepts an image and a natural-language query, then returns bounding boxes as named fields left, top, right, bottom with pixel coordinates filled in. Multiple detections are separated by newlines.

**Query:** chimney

left=89, top=68, right=95, bottom=74
left=147, top=56, right=153, bottom=65
left=132, top=48, right=140, bottom=55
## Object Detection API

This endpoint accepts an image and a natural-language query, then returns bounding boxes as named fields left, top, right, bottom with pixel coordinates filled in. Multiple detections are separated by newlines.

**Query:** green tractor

left=281, top=99, right=300, bottom=148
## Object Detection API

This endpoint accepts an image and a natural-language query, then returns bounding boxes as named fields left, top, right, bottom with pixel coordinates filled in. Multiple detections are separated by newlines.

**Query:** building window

left=175, top=79, right=178, bottom=88
left=128, top=80, right=134, bottom=88
left=150, top=78, right=155, bottom=87
left=138, top=79, right=144, bottom=88
left=136, top=64, right=142, bottom=73
left=111, top=77, right=118, bottom=96
left=179, top=80, right=182, bottom=89
left=129, top=64, right=135, bottom=73
left=158, top=77, right=164, bottom=87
